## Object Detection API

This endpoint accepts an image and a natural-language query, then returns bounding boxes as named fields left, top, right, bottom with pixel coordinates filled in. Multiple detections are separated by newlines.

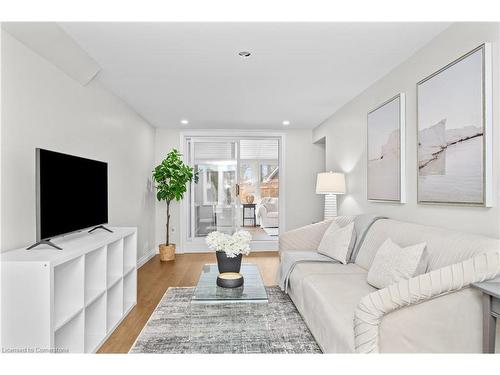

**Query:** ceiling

left=60, top=22, right=450, bottom=129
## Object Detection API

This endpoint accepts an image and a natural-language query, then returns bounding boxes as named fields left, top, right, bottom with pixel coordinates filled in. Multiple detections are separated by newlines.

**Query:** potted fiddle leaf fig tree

left=153, top=149, right=198, bottom=262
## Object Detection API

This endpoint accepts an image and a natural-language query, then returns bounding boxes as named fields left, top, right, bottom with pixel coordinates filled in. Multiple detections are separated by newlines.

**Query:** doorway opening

left=181, top=134, right=284, bottom=252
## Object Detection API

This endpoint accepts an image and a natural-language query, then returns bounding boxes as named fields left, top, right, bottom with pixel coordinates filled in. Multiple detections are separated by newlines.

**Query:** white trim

left=399, top=93, right=407, bottom=203
left=483, top=43, right=493, bottom=207
left=179, top=130, right=286, bottom=253
left=137, top=247, right=156, bottom=268
left=179, top=129, right=288, bottom=138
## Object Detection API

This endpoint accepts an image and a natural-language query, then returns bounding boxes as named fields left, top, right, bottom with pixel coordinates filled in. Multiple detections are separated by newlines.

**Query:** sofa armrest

left=354, top=250, right=500, bottom=353
left=279, top=220, right=334, bottom=254
left=378, top=287, right=484, bottom=352
left=257, top=205, right=267, bottom=218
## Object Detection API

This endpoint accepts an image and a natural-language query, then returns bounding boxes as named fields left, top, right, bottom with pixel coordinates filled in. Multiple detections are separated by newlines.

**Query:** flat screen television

left=36, top=148, right=108, bottom=241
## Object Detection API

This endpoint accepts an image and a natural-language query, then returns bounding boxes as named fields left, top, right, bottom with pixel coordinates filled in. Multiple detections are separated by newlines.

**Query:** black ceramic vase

left=216, top=251, right=242, bottom=273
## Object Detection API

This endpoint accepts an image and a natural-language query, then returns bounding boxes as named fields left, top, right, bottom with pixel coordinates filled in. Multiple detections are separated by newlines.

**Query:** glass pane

left=259, top=163, right=279, bottom=198
left=192, top=264, right=268, bottom=302
left=192, top=141, right=239, bottom=237
left=239, top=139, right=280, bottom=241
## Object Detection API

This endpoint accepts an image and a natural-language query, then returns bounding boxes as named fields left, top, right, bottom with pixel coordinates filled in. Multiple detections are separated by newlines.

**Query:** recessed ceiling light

left=181, top=119, right=189, bottom=125
left=238, top=51, right=251, bottom=58
left=282, top=120, right=290, bottom=126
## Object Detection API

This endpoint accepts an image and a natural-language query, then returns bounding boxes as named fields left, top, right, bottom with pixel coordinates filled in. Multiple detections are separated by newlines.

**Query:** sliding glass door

left=184, top=136, right=281, bottom=248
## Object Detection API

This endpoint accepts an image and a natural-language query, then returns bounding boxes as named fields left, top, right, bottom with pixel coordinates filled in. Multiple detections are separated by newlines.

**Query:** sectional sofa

left=279, top=216, right=500, bottom=353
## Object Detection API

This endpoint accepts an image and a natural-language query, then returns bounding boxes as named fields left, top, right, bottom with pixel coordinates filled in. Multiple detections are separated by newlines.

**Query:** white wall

left=1, top=30, right=156, bottom=259
left=285, top=130, right=324, bottom=230
left=313, top=22, right=500, bottom=238
left=153, top=128, right=324, bottom=251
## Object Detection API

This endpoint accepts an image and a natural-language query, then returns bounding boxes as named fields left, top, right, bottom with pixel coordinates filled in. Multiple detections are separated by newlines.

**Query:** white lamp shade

left=316, top=172, right=346, bottom=195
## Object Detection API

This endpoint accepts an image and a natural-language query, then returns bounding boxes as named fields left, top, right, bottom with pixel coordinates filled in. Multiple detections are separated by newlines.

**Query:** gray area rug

left=130, top=286, right=321, bottom=354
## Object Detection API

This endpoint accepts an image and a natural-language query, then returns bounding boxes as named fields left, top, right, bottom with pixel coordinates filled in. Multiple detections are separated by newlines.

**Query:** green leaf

left=152, top=148, right=198, bottom=203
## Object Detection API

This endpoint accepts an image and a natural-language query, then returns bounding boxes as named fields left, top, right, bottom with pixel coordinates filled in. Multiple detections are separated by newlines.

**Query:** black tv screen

left=37, top=149, right=108, bottom=240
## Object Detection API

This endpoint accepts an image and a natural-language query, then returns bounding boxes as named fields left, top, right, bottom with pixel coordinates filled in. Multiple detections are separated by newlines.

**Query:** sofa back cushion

left=355, top=219, right=500, bottom=271
left=260, top=197, right=279, bottom=212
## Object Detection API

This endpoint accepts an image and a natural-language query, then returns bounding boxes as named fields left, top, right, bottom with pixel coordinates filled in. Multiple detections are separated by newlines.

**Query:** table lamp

left=316, top=172, right=346, bottom=220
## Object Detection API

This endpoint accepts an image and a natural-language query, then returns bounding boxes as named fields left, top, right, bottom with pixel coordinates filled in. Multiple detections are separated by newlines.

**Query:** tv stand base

left=26, top=239, right=63, bottom=250
left=88, top=225, right=113, bottom=234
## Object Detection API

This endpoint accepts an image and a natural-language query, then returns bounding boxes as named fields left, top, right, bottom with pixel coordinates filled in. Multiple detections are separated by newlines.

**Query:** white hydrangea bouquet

left=206, top=230, right=252, bottom=258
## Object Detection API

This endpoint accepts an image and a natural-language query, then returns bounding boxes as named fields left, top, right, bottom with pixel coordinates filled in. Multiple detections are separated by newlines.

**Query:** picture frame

left=367, top=93, right=406, bottom=203
left=417, top=44, right=492, bottom=206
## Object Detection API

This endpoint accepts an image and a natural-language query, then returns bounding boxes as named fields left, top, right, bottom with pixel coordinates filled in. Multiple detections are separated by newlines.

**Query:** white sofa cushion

left=317, top=222, right=356, bottom=264
left=300, top=273, right=376, bottom=353
left=367, top=238, right=428, bottom=289
left=288, top=262, right=367, bottom=313
left=261, top=197, right=278, bottom=212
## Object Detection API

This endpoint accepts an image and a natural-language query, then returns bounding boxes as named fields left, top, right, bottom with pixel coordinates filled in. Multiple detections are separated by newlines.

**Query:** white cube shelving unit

left=55, top=310, right=85, bottom=353
left=107, top=239, right=123, bottom=288
left=85, top=293, right=106, bottom=353
left=123, top=270, right=137, bottom=314
left=1, top=227, right=137, bottom=353
left=85, top=246, right=106, bottom=306
left=54, top=256, right=85, bottom=330
left=107, top=279, right=124, bottom=332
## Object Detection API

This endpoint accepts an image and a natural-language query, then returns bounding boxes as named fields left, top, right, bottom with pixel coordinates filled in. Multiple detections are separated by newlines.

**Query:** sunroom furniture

left=242, top=203, right=257, bottom=227
left=257, top=197, right=279, bottom=228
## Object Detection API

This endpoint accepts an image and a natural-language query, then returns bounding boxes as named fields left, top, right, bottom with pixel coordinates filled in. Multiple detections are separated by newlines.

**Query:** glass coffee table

left=192, top=263, right=268, bottom=303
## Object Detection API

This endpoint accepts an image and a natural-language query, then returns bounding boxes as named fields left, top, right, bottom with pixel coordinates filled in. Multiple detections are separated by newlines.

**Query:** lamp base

left=324, top=194, right=337, bottom=220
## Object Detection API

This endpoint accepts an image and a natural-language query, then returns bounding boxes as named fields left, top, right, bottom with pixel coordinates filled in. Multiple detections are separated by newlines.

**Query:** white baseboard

left=137, top=247, right=157, bottom=268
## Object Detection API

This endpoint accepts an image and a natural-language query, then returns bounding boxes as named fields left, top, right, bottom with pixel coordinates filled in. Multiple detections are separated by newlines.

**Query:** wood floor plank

left=97, top=251, right=280, bottom=353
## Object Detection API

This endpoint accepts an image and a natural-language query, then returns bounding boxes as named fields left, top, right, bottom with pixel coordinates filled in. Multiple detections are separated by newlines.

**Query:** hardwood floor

left=97, top=251, right=280, bottom=353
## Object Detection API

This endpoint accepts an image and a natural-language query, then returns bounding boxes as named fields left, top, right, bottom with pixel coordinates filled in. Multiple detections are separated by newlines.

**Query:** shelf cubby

left=54, top=256, right=84, bottom=330
left=107, top=239, right=123, bottom=287
left=85, top=246, right=106, bottom=306
left=84, top=293, right=106, bottom=353
left=54, top=310, right=84, bottom=353
left=107, top=279, right=123, bottom=333
left=123, top=270, right=137, bottom=314
left=123, top=233, right=137, bottom=275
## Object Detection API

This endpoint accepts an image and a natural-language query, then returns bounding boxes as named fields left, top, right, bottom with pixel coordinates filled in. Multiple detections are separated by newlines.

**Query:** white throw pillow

left=367, top=238, right=428, bottom=289
left=317, top=222, right=356, bottom=264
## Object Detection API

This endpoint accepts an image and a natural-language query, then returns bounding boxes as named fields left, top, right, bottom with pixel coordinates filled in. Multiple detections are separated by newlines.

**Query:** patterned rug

left=130, top=286, right=321, bottom=354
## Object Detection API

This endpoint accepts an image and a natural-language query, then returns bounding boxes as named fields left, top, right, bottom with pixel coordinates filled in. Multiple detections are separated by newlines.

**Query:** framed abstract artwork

left=417, top=44, right=492, bottom=206
left=367, top=93, right=406, bottom=202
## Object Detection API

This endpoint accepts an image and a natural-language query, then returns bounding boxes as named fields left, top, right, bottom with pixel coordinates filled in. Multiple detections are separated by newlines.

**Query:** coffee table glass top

left=192, top=263, right=268, bottom=303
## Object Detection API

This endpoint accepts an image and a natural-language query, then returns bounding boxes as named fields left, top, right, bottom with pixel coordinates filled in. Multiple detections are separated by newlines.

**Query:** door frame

left=179, top=130, right=286, bottom=253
